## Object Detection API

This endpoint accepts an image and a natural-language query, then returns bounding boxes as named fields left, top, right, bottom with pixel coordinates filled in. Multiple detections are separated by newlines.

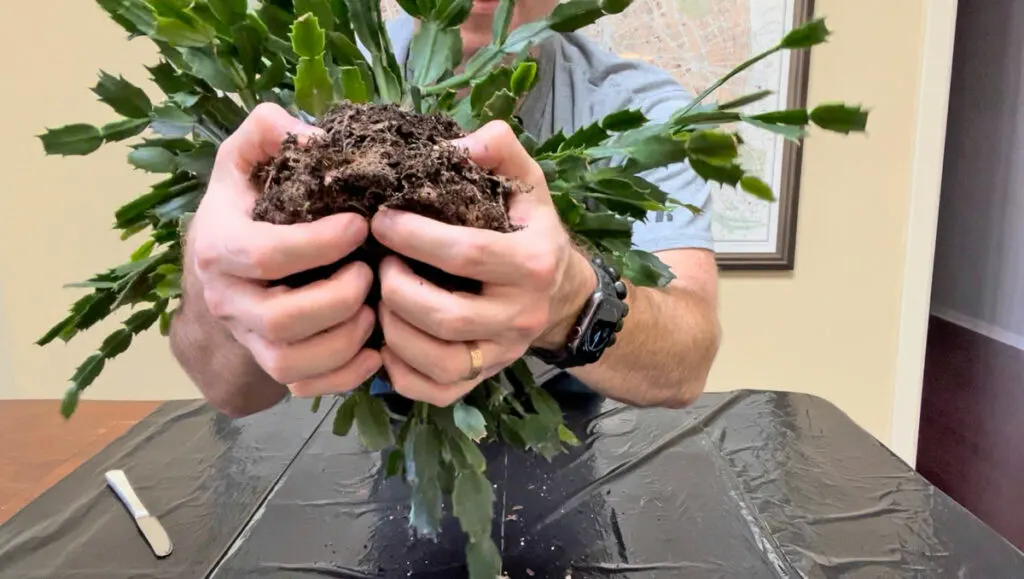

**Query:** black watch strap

left=529, top=256, right=629, bottom=369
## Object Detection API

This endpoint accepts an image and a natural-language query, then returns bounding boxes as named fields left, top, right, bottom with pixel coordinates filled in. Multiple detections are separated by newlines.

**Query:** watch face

left=583, top=320, right=616, bottom=354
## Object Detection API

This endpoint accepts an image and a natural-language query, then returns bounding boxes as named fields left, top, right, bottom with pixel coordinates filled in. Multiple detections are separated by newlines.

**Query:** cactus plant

left=37, top=1, right=868, bottom=576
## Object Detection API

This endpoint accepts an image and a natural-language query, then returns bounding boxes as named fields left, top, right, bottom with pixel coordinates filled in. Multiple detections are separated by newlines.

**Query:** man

left=169, top=0, right=721, bottom=418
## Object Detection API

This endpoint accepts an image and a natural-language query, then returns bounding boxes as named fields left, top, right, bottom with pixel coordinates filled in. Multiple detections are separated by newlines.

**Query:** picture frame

left=382, top=0, right=818, bottom=270
left=568, top=0, right=818, bottom=270
left=714, top=0, right=816, bottom=270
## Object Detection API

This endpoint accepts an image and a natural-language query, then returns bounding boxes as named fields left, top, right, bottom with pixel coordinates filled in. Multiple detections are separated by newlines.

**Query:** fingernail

left=336, top=212, right=363, bottom=229
left=293, top=125, right=325, bottom=145
left=450, top=136, right=477, bottom=156
left=375, top=206, right=406, bottom=225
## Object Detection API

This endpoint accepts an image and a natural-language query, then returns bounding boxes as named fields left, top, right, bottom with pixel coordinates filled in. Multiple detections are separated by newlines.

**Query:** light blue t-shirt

left=373, top=14, right=713, bottom=393
left=385, top=14, right=714, bottom=253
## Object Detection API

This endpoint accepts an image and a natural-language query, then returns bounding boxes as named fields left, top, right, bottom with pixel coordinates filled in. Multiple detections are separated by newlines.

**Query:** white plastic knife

left=104, top=469, right=173, bottom=558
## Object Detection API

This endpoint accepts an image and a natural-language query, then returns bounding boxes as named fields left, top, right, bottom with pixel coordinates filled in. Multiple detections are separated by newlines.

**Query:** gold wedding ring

left=464, top=341, right=484, bottom=381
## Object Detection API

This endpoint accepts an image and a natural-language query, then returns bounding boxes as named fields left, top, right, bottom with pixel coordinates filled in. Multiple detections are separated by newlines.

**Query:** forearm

left=570, top=281, right=721, bottom=408
left=169, top=263, right=287, bottom=418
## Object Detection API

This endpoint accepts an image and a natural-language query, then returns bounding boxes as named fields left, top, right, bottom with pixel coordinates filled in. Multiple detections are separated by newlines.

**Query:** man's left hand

left=370, top=121, right=596, bottom=407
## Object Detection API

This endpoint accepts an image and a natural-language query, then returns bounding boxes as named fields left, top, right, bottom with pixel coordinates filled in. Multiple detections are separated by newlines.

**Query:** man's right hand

left=176, top=103, right=381, bottom=414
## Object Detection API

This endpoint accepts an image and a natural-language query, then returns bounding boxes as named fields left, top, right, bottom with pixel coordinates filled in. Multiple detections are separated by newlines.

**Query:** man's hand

left=177, top=103, right=381, bottom=413
left=369, top=121, right=596, bottom=407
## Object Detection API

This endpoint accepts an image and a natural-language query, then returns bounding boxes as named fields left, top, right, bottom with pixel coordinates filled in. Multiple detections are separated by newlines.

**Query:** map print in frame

left=382, top=0, right=816, bottom=270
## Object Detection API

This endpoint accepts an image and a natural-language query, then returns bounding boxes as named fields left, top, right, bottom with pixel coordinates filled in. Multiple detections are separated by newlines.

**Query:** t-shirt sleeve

left=600, top=72, right=715, bottom=253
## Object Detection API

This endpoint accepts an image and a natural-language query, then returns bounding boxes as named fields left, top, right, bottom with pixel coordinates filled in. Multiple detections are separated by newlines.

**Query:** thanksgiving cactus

left=37, top=1, right=868, bottom=576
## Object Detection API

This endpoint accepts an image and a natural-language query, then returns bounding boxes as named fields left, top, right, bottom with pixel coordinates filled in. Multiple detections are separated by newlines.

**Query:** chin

left=470, top=0, right=501, bottom=15
left=463, top=8, right=495, bottom=28
left=460, top=23, right=491, bottom=53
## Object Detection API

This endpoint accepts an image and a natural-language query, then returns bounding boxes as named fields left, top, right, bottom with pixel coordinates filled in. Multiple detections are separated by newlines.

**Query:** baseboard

left=931, top=307, right=1024, bottom=352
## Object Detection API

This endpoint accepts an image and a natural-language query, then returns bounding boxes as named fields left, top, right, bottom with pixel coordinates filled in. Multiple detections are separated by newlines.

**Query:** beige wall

left=0, top=4, right=193, bottom=401
left=707, top=0, right=929, bottom=444
left=0, top=1, right=934, bottom=445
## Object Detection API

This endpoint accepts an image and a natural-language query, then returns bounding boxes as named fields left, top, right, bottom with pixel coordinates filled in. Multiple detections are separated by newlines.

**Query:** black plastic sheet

left=0, top=399, right=327, bottom=578
left=2, top=390, right=1022, bottom=578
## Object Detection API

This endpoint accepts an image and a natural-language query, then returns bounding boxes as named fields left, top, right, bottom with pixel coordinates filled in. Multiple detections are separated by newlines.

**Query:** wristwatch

left=529, top=256, right=630, bottom=368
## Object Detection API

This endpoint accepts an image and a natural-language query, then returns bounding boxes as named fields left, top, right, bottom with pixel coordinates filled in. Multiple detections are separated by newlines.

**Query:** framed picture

left=381, top=0, right=816, bottom=269
left=579, top=0, right=816, bottom=270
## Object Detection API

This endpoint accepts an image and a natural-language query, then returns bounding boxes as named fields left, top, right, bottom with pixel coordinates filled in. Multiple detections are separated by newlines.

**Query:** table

left=0, top=400, right=160, bottom=526
left=1, top=390, right=1022, bottom=578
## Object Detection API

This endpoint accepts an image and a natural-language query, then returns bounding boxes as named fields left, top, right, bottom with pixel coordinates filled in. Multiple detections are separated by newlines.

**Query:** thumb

left=452, top=120, right=551, bottom=219
left=452, top=120, right=545, bottom=186
left=219, top=103, right=324, bottom=171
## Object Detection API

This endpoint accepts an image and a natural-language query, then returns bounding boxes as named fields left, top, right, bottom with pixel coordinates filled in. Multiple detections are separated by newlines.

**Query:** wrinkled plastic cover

left=1, top=391, right=1021, bottom=578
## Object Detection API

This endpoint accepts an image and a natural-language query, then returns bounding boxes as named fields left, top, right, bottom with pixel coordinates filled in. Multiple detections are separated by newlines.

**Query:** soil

left=250, top=101, right=525, bottom=348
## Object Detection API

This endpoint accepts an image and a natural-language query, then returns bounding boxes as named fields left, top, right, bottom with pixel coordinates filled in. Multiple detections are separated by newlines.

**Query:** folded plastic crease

left=0, top=390, right=1020, bottom=578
